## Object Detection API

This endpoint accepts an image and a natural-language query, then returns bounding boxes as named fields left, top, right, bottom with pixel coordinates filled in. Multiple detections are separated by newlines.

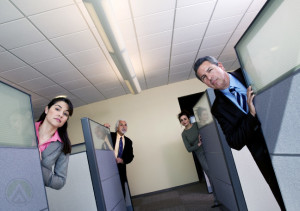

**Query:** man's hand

left=116, top=157, right=124, bottom=164
left=247, top=86, right=256, bottom=117
left=103, top=123, right=110, bottom=128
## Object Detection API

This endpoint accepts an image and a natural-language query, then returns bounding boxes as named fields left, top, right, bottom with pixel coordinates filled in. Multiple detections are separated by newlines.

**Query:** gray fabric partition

left=0, top=147, right=48, bottom=211
left=200, top=89, right=247, bottom=211
left=255, top=69, right=300, bottom=211
left=46, top=149, right=97, bottom=211
left=81, top=117, right=127, bottom=211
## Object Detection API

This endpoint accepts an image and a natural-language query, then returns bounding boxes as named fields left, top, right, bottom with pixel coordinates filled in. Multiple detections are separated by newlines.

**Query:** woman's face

left=179, top=115, right=190, bottom=127
left=45, top=101, right=70, bottom=128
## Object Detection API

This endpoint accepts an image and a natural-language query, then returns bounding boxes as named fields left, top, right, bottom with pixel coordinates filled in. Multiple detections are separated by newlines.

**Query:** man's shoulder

left=124, top=135, right=133, bottom=143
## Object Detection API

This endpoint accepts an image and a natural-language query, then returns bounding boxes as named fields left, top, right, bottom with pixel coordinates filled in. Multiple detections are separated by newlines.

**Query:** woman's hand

left=198, top=135, right=202, bottom=146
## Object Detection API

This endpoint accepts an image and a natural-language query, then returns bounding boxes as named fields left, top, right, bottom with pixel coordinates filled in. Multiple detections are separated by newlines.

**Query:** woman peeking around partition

left=35, top=96, right=73, bottom=190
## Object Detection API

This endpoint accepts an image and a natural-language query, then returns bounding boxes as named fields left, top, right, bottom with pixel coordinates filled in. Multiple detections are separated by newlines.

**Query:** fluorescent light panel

left=83, top=0, right=141, bottom=94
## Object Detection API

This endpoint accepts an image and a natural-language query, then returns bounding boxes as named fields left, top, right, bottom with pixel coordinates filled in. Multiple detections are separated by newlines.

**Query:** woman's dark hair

left=177, top=110, right=191, bottom=121
left=37, top=97, right=73, bottom=154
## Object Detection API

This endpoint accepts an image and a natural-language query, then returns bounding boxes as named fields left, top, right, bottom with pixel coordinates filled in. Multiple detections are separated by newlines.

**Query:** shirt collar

left=35, top=121, right=62, bottom=143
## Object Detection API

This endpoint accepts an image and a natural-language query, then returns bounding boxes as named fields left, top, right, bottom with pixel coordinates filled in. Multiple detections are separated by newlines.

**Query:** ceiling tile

left=247, top=0, right=267, bottom=13
left=229, top=59, right=240, bottom=70
left=173, top=22, right=207, bottom=44
left=94, top=80, right=123, bottom=91
left=102, top=86, right=126, bottom=98
left=111, top=0, right=132, bottom=21
left=218, top=52, right=237, bottom=62
left=34, top=85, right=70, bottom=98
left=12, top=0, right=74, bottom=16
left=170, top=51, right=196, bottom=66
left=143, top=57, right=169, bottom=72
left=206, top=15, right=243, bottom=37
left=18, top=76, right=56, bottom=91
left=138, top=31, right=172, bottom=51
left=67, top=47, right=106, bottom=68
left=0, top=18, right=46, bottom=50
left=130, top=0, right=175, bottom=17
left=51, top=30, right=99, bottom=55
left=11, top=40, right=62, bottom=64
left=175, top=1, right=215, bottom=28
left=60, top=77, right=91, bottom=91
left=47, top=69, right=84, bottom=84
left=29, top=4, right=88, bottom=39
left=134, top=10, right=174, bottom=37
left=117, top=19, right=136, bottom=42
left=0, top=51, right=26, bottom=72
left=172, top=39, right=201, bottom=56
left=196, top=45, right=225, bottom=59
left=236, top=12, right=258, bottom=31
left=145, top=67, right=168, bottom=78
left=141, top=46, right=170, bottom=63
left=0, top=0, right=23, bottom=24
left=212, top=0, right=252, bottom=20
left=169, top=71, right=189, bottom=83
left=0, top=66, right=42, bottom=83
left=70, top=85, right=105, bottom=103
left=170, top=61, right=193, bottom=73
left=32, top=56, right=77, bottom=76
left=79, top=61, right=112, bottom=75
left=177, top=0, right=215, bottom=8
left=201, top=32, right=232, bottom=49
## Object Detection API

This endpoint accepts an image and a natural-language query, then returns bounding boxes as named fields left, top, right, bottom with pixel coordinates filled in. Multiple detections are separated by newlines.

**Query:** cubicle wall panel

left=46, top=152, right=97, bottom=211
left=255, top=71, right=300, bottom=154
left=95, top=150, right=119, bottom=180
left=95, top=150, right=126, bottom=211
left=0, top=147, right=48, bottom=211
left=200, top=123, right=231, bottom=184
left=213, top=179, right=238, bottom=211
left=271, top=155, right=300, bottom=211
left=101, top=174, right=126, bottom=211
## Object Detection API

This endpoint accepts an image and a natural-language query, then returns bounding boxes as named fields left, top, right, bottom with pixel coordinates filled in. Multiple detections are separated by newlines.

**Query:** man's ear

left=217, top=62, right=225, bottom=71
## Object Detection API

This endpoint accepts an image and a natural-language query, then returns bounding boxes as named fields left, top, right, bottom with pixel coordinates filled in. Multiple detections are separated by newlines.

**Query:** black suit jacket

left=110, top=132, right=134, bottom=186
left=210, top=69, right=286, bottom=210
left=211, top=69, right=271, bottom=179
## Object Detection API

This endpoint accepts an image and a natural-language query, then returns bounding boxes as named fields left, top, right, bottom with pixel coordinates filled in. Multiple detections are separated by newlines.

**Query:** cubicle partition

left=193, top=91, right=246, bottom=211
left=46, top=143, right=97, bottom=211
left=0, top=81, right=48, bottom=211
left=47, top=118, right=132, bottom=211
left=81, top=117, right=130, bottom=211
left=235, top=0, right=300, bottom=210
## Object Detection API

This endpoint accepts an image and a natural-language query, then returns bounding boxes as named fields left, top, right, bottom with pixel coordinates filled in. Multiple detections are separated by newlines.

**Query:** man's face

left=117, top=120, right=127, bottom=135
left=196, top=61, right=229, bottom=90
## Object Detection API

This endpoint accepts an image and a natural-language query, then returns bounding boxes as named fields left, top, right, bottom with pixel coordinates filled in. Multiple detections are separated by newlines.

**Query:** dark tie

left=229, top=86, right=248, bottom=113
left=117, top=137, right=123, bottom=158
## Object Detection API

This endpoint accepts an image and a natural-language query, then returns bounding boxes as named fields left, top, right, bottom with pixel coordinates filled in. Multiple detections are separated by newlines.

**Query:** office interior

left=1, top=0, right=299, bottom=210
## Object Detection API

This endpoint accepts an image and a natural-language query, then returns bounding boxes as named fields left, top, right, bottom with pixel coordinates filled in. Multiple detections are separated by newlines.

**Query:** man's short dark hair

left=193, top=56, right=219, bottom=81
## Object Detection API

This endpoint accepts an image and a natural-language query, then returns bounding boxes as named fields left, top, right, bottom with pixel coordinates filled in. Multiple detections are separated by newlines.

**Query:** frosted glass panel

left=89, top=120, right=113, bottom=150
left=235, top=0, right=300, bottom=92
left=0, top=81, right=36, bottom=147
left=193, top=92, right=213, bottom=129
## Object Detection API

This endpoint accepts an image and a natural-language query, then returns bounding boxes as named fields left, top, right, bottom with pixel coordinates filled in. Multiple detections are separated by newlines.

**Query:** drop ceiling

left=0, top=0, right=266, bottom=119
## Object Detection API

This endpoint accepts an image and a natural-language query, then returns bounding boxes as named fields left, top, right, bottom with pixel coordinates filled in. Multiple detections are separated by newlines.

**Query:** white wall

left=67, top=78, right=207, bottom=196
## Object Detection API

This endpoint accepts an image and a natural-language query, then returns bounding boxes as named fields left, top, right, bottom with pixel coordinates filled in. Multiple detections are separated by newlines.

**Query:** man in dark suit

left=109, top=120, right=134, bottom=197
left=193, top=56, right=285, bottom=210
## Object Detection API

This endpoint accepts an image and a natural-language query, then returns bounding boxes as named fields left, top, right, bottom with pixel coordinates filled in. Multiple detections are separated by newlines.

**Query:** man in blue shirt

left=193, top=56, right=285, bottom=210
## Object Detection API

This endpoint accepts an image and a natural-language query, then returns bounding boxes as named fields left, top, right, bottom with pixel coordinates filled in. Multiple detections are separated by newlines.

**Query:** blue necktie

left=229, top=86, right=248, bottom=113
left=117, top=137, right=123, bottom=158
